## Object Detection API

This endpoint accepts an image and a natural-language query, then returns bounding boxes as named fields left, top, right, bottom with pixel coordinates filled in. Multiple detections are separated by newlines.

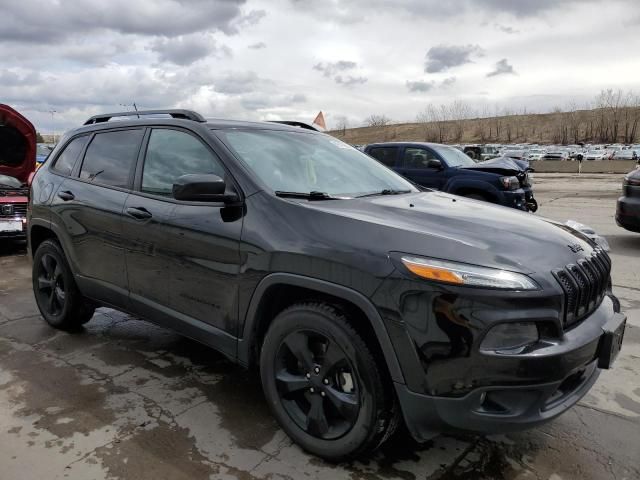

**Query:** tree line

left=340, top=89, right=640, bottom=145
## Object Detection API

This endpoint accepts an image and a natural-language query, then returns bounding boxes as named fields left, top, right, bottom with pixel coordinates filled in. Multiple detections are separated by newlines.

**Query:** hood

left=0, top=104, right=36, bottom=184
left=460, top=156, right=530, bottom=175
left=300, top=191, right=593, bottom=275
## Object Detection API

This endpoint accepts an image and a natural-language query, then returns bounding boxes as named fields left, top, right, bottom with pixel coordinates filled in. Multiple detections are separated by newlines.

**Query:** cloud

left=288, top=0, right=607, bottom=22
left=151, top=35, right=230, bottom=66
left=0, top=0, right=247, bottom=43
left=335, top=75, right=368, bottom=86
left=406, top=80, right=435, bottom=92
left=313, top=61, right=358, bottom=77
left=425, top=44, right=484, bottom=73
left=248, top=42, right=267, bottom=49
left=487, top=58, right=516, bottom=77
left=213, top=71, right=266, bottom=94
left=442, top=76, right=457, bottom=87
left=494, top=23, right=519, bottom=34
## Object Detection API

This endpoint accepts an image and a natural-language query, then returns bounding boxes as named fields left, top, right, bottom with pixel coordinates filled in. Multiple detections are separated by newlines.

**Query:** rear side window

left=79, top=129, right=144, bottom=188
left=403, top=147, right=438, bottom=169
left=368, top=147, right=398, bottom=167
left=141, top=129, right=225, bottom=196
left=52, top=136, right=88, bottom=176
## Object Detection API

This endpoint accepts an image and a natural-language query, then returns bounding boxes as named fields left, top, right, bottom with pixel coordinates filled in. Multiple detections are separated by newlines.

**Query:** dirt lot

left=0, top=173, right=638, bottom=480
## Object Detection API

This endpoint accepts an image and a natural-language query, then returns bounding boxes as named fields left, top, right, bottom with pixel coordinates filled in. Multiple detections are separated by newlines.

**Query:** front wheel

left=260, top=303, right=396, bottom=461
left=32, top=239, right=95, bottom=330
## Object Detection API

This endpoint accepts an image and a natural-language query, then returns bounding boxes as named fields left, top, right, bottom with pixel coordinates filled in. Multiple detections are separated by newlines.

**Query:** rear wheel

left=260, top=303, right=396, bottom=461
left=32, top=239, right=95, bottom=330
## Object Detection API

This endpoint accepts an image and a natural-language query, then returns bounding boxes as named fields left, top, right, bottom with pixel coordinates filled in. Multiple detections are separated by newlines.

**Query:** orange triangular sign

left=312, top=111, right=326, bottom=130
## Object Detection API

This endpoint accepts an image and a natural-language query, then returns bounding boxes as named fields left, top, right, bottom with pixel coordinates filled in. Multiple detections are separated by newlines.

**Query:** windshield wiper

left=275, top=190, right=337, bottom=200
left=356, top=189, right=412, bottom=198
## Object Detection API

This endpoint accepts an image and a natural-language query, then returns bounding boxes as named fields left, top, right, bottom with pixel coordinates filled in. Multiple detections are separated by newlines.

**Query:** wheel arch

left=29, top=222, right=58, bottom=258
left=238, top=273, right=405, bottom=384
left=447, top=179, right=501, bottom=203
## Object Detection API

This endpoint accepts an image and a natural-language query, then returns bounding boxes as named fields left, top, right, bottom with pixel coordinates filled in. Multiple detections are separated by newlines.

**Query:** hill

left=329, top=106, right=640, bottom=146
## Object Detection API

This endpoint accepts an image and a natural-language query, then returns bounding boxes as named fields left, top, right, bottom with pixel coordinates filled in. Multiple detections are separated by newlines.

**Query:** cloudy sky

left=1, top=0, right=639, bottom=133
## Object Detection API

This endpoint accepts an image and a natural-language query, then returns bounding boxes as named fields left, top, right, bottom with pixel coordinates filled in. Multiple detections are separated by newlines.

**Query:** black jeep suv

left=29, top=110, right=626, bottom=461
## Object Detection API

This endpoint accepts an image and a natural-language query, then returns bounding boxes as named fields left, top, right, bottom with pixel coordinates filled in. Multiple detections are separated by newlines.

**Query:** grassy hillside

left=329, top=107, right=640, bottom=146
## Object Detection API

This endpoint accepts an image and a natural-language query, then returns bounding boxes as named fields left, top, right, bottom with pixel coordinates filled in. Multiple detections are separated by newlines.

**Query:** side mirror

left=172, top=174, right=239, bottom=203
left=427, top=159, right=443, bottom=170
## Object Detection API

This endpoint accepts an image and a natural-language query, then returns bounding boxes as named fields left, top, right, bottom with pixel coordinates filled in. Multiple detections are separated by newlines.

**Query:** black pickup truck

left=365, top=142, right=538, bottom=211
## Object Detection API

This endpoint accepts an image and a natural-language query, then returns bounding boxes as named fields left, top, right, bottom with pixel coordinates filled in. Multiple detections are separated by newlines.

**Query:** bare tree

left=334, top=115, right=349, bottom=136
left=365, top=114, right=391, bottom=127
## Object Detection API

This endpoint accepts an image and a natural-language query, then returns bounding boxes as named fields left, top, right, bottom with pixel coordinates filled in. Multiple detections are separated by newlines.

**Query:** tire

left=260, top=302, right=396, bottom=461
left=32, top=239, right=95, bottom=330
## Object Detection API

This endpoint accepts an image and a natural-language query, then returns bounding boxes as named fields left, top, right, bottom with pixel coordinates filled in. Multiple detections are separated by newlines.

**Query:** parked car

left=0, top=104, right=35, bottom=240
left=29, top=109, right=626, bottom=460
left=526, top=148, right=546, bottom=161
left=612, top=150, right=638, bottom=161
left=540, top=151, right=569, bottom=161
left=463, top=145, right=500, bottom=161
left=36, top=143, right=54, bottom=166
left=616, top=169, right=640, bottom=232
left=585, top=150, right=608, bottom=161
left=365, top=142, right=537, bottom=211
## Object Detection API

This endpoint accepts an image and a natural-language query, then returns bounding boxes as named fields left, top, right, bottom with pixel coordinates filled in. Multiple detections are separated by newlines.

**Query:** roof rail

left=268, top=121, right=319, bottom=131
left=84, top=109, right=206, bottom=125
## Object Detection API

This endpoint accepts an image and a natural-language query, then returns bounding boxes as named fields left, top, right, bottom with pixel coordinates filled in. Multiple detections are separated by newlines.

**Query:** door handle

left=126, top=207, right=153, bottom=220
left=57, top=190, right=75, bottom=201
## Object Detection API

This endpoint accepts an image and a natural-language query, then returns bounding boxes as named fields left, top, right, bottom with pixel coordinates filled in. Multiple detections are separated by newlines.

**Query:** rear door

left=366, top=146, right=400, bottom=170
left=395, top=146, right=447, bottom=189
left=51, top=128, right=144, bottom=306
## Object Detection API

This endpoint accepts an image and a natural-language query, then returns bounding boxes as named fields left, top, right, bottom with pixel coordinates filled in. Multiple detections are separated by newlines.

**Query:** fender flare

left=237, top=272, right=405, bottom=384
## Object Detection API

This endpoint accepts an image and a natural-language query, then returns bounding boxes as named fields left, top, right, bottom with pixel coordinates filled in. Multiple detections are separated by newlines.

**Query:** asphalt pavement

left=0, top=173, right=638, bottom=480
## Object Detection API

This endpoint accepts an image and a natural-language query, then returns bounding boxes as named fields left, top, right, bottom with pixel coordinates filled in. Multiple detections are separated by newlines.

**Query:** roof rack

left=84, top=109, right=206, bottom=125
left=268, top=121, right=319, bottom=131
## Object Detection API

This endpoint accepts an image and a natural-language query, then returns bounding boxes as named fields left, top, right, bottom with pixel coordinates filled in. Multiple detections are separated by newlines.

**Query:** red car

left=0, top=104, right=36, bottom=240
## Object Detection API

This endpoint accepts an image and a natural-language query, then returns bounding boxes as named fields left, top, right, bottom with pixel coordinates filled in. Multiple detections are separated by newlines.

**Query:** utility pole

left=49, top=110, right=57, bottom=143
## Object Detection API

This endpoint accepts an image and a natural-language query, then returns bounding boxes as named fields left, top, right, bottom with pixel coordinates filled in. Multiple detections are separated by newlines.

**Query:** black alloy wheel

left=275, top=329, right=360, bottom=440
left=260, top=303, right=397, bottom=461
left=32, top=239, right=95, bottom=330
left=35, top=253, right=66, bottom=316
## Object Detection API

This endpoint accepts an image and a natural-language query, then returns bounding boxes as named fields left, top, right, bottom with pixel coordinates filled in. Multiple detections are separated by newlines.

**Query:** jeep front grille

left=553, top=248, right=611, bottom=328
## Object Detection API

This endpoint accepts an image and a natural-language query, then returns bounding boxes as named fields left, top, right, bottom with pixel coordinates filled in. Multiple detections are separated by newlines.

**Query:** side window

left=368, top=147, right=398, bottom=167
left=141, top=129, right=225, bottom=197
left=403, top=148, right=438, bottom=169
left=79, top=129, right=144, bottom=188
left=52, top=136, right=88, bottom=176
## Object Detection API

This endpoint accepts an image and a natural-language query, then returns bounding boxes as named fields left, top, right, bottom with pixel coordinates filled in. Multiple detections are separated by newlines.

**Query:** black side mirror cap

left=172, top=174, right=239, bottom=203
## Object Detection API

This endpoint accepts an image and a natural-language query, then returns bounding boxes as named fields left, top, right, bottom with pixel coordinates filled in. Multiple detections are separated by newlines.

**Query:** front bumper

left=0, top=216, right=27, bottom=238
left=391, top=298, right=625, bottom=441
left=500, top=189, right=528, bottom=210
left=616, top=195, right=640, bottom=233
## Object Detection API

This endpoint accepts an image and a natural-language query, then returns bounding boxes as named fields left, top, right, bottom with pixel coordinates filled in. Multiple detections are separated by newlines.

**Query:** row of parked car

left=456, top=143, right=640, bottom=162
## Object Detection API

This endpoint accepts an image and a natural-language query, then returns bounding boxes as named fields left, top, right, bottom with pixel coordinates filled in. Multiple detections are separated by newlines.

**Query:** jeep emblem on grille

left=1, top=204, right=13, bottom=216
left=568, top=243, right=584, bottom=253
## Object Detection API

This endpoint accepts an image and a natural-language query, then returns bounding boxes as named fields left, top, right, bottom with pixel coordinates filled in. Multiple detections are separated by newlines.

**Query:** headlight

left=480, top=322, right=539, bottom=354
left=400, top=256, right=539, bottom=290
left=500, top=176, right=520, bottom=190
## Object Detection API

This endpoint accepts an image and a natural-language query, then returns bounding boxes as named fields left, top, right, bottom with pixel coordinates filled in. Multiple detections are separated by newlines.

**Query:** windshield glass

left=431, top=145, right=476, bottom=167
left=216, top=129, right=417, bottom=197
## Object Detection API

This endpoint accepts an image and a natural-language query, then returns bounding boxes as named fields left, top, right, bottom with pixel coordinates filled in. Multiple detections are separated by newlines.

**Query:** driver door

left=396, top=146, right=447, bottom=189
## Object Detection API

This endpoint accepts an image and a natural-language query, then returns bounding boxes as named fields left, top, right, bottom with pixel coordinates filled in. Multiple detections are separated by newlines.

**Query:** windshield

left=216, top=129, right=417, bottom=197
left=431, top=145, right=476, bottom=167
